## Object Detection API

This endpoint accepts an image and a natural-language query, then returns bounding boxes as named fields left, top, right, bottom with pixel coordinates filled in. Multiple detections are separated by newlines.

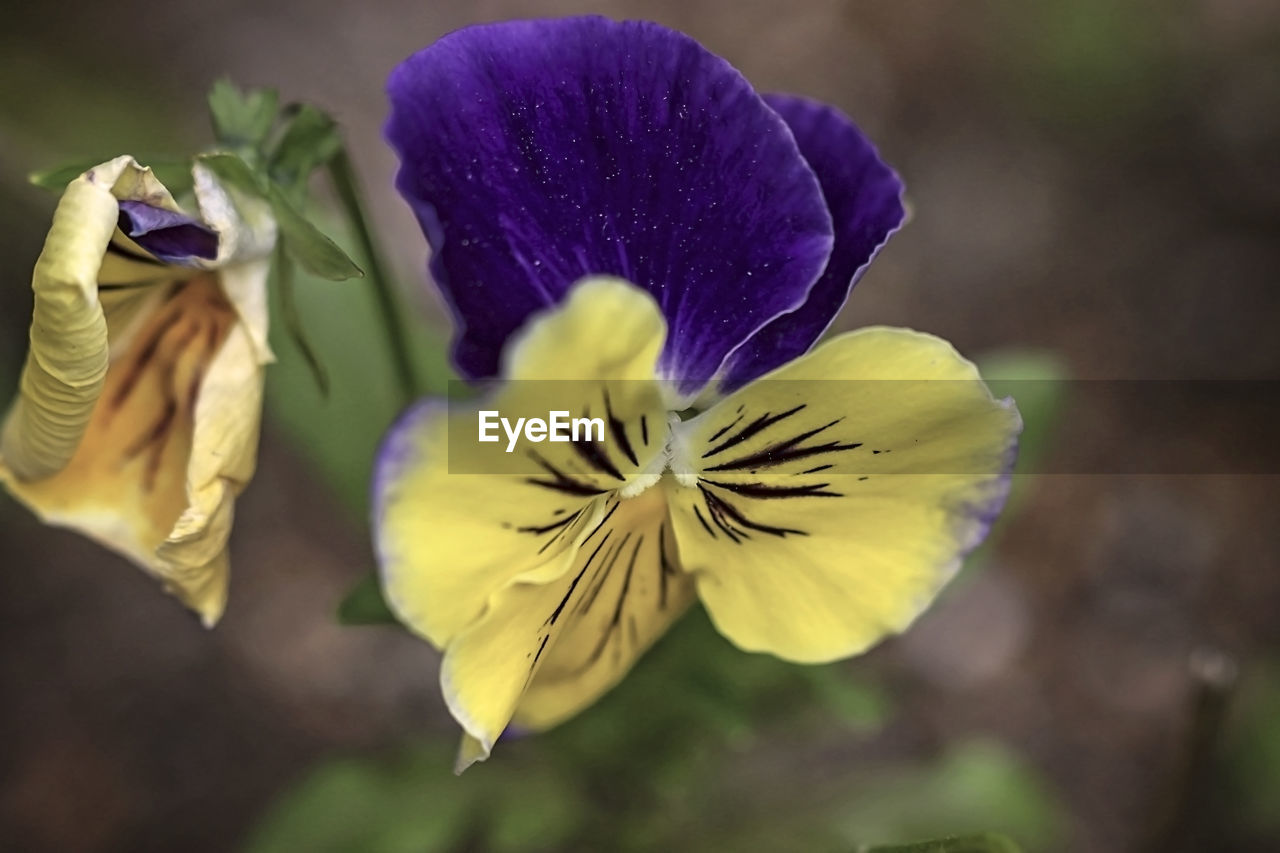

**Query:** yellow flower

left=0, top=155, right=276, bottom=625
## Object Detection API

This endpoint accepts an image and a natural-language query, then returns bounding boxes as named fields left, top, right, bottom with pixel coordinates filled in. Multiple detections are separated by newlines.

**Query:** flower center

left=618, top=412, right=697, bottom=499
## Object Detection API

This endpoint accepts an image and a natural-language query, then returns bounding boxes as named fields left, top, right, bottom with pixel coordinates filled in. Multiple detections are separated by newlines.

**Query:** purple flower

left=385, top=15, right=905, bottom=397
left=375, top=17, right=1019, bottom=770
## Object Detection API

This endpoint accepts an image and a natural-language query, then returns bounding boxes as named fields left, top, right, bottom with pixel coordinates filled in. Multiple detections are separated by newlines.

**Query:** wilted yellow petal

left=0, top=158, right=137, bottom=480
left=0, top=156, right=274, bottom=624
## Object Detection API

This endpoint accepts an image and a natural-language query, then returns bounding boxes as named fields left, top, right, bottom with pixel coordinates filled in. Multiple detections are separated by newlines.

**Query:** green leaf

left=29, top=160, right=103, bottom=190
left=197, top=150, right=267, bottom=196
left=246, top=741, right=584, bottom=853
left=244, top=744, right=474, bottom=853
left=263, top=240, right=449, bottom=515
left=269, top=103, right=343, bottom=195
left=274, top=248, right=329, bottom=397
left=30, top=157, right=195, bottom=197
left=268, top=183, right=364, bottom=281
left=208, top=78, right=279, bottom=150
left=863, top=833, right=1022, bottom=853
left=829, top=740, right=1064, bottom=850
left=337, top=573, right=399, bottom=626
left=198, top=151, right=362, bottom=280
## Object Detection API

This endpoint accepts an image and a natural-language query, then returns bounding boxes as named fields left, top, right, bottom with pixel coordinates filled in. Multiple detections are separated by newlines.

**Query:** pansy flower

left=375, top=17, right=1021, bottom=768
left=0, top=155, right=276, bottom=625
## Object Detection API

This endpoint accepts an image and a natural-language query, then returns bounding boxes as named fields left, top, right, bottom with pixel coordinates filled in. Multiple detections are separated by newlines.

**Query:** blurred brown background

left=2, top=1, right=1279, bottom=851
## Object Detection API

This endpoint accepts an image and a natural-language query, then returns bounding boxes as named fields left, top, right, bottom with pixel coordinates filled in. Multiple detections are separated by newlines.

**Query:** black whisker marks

left=584, top=534, right=644, bottom=667
left=702, top=404, right=807, bottom=458
left=700, top=479, right=843, bottom=499
left=657, top=523, right=676, bottom=609
left=526, top=451, right=607, bottom=496
left=532, top=635, right=549, bottom=667
left=546, top=530, right=612, bottom=627
left=571, top=435, right=624, bottom=480
left=576, top=531, right=632, bottom=617
left=603, top=388, right=639, bottom=467
left=693, top=505, right=716, bottom=538
left=704, top=418, right=861, bottom=473
left=698, top=485, right=807, bottom=538
left=706, top=411, right=745, bottom=443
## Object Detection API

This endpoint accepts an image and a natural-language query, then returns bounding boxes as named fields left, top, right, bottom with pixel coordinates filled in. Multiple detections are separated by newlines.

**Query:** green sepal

left=267, top=182, right=364, bottom=280
left=336, top=573, right=399, bottom=626
left=208, top=78, right=279, bottom=152
left=197, top=151, right=266, bottom=197
left=862, top=833, right=1023, bottom=853
left=198, top=152, right=363, bottom=281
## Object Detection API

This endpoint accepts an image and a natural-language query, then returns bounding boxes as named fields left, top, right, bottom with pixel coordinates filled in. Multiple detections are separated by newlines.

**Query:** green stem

left=327, top=148, right=421, bottom=405
left=1140, top=647, right=1237, bottom=853
left=275, top=246, right=330, bottom=397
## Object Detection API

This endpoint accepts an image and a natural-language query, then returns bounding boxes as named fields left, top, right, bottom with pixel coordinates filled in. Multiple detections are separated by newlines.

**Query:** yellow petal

left=375, top=277, right=669, bottom=649
left=374, top=278, right=698, bottom=763
left=667, top=327, right=1022, bottom=663
left=444, top=487, right=695, bottom=768
left=0, top=157, right=274, bottom=624
left=1, top=158, right=134, bottom=480
left=512, top=485, right=696, bottom=732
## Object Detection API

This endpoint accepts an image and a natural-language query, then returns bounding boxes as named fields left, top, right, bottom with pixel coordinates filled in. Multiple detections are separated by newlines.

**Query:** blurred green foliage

left=994, top=0, right=1182, bottom=136
left=336, top=573, right=398, bottom=625
left=864, top=833, right=1023, bottom=853
left=264, top=247, right=447, bottom=515
left=978, top=350, right=1067, bottom=479
left=1224, top=664, right=1280, bottom=841
left=249, top=605, right=1063, bottom=852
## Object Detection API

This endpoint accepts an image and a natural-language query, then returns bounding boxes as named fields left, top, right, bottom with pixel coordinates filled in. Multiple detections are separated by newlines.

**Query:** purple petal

left=117, top=200, right=219, bottom=264
left=386, top=17, right=833, bottom=393
left=719, top=95, right=905, bottom=391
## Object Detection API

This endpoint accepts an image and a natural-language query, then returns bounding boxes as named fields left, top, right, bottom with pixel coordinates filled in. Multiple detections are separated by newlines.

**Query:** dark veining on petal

left=526, top=450, right=607, bottom=496
left=706, top=411, right=745, bottom=444
left=571, top=427, right=624, bottom=481
left=603, top=389, right=638, bottom=467
left=585, top=500, right=621, bottom=542
left=108, top=297, right=183, bottom=412
left=699, top=478, right=843, bottom=499
left=518, top=507, right=586, bottom=555
left=546, top=530, right=613, bottom=627
left=518, top=513, right=581, bottom=536
left=583, top=533, right=644, bottom=667
left=698, top=484, right=807, bottom=538
left=693, top=504, right=716, bottom=539
left=532, top=634, right=549, bottom=667
left=576, top=531, right=632, bottom=617
left=657, top=522, right=675, bottom=609
left=702, top=404, right=806, bottom=459
left=703, top=418, right=861, bottom=473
